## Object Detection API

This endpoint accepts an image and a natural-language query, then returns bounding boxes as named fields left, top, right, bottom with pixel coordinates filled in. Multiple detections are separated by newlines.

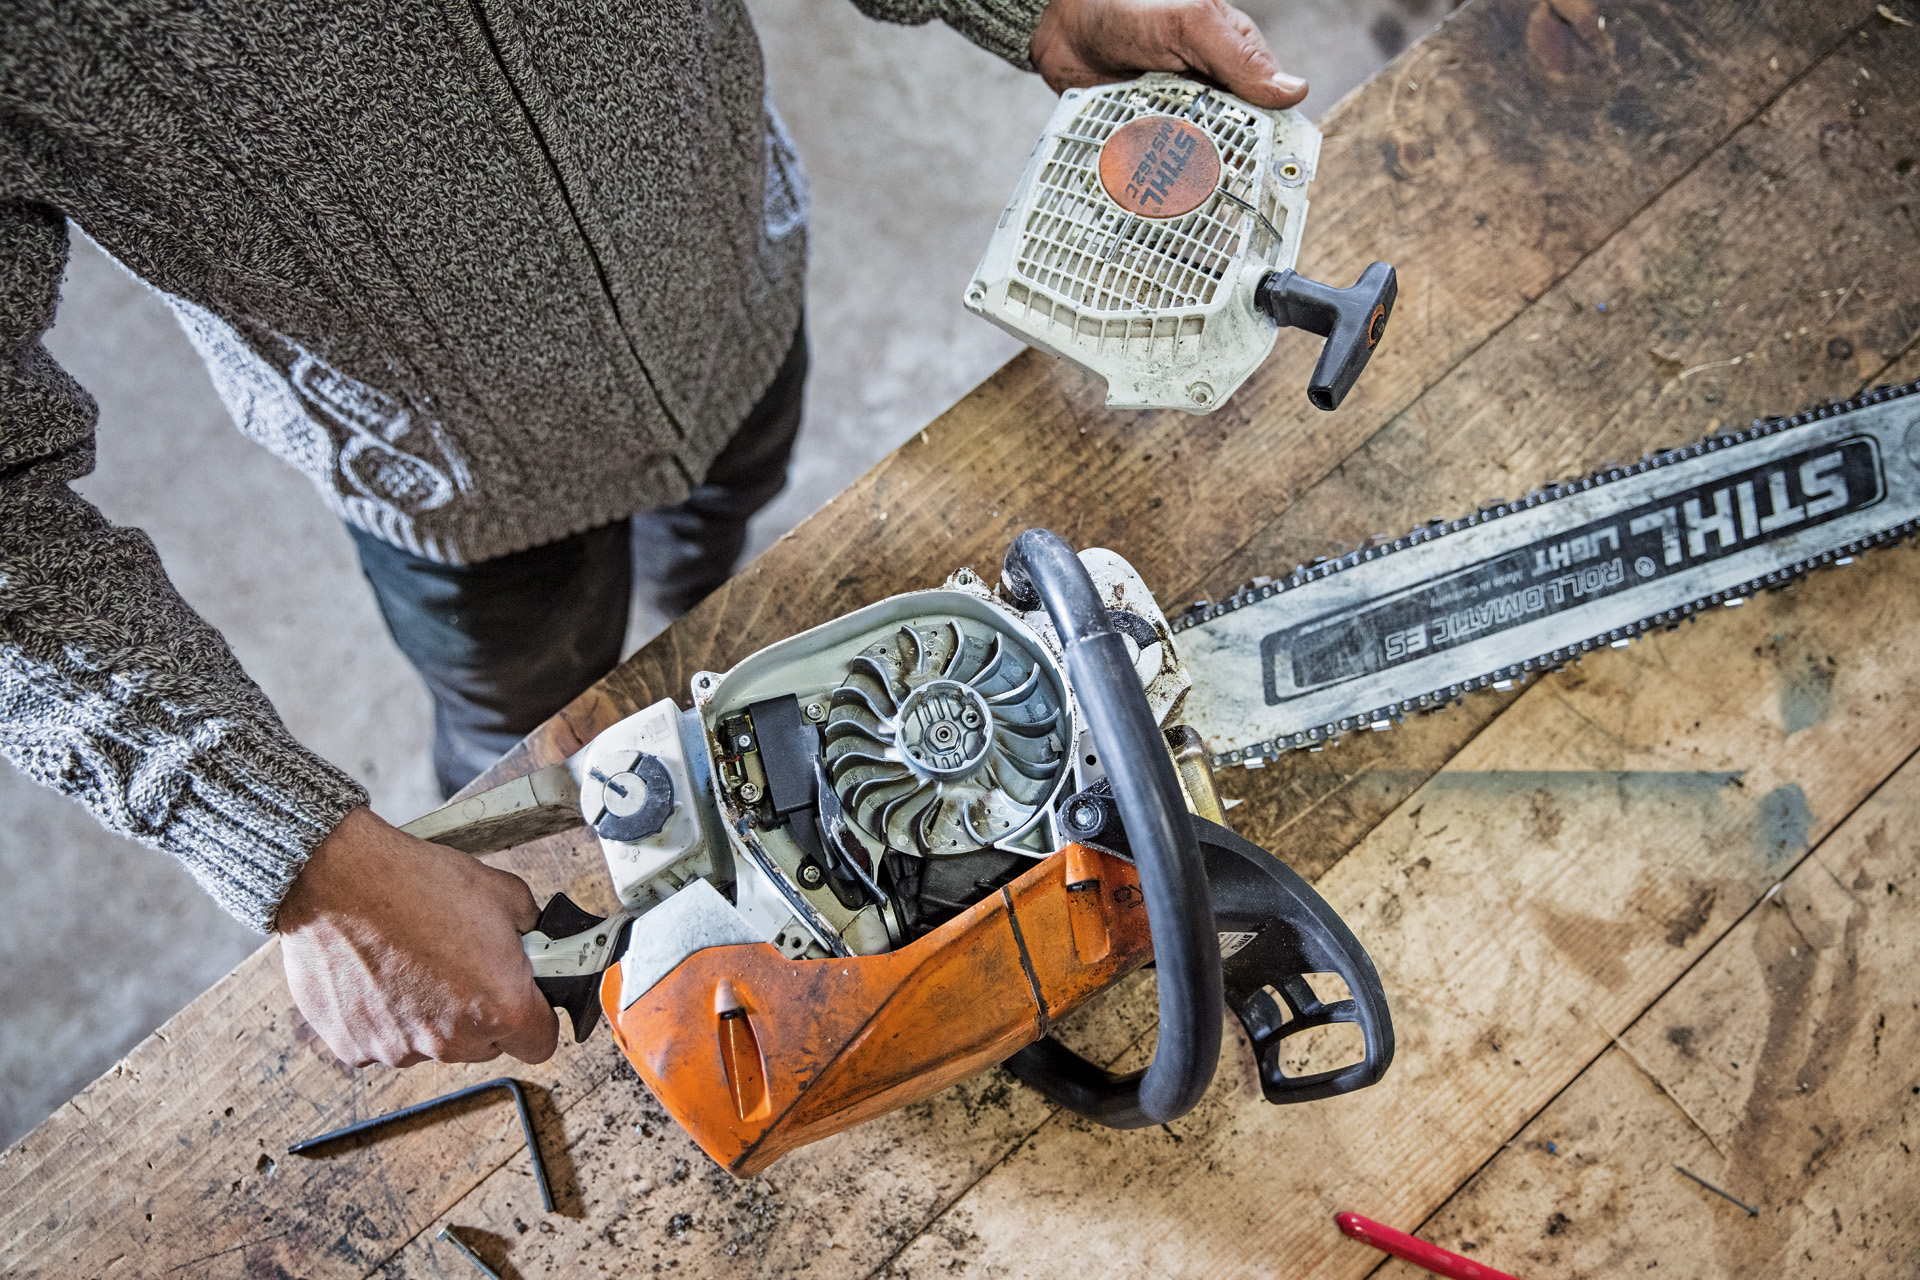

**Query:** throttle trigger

left=525, top=894, right=635, bottom=1043
left=534, top=892, right=604, bottom=940
left=535, top=973, right=605, bottom=1043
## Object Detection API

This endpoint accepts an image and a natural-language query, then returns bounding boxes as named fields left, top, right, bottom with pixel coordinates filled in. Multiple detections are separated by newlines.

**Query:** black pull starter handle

left=1256, top=262, right=1397, bottom=411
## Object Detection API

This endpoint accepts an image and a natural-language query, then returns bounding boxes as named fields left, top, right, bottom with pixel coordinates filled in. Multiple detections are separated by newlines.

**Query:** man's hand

left=277, top=806, right=558, bottom=1068
left=1030, top=0, right=1307, bottom=110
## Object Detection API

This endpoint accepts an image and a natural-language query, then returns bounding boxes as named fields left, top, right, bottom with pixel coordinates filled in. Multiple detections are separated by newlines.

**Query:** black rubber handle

left=529, top=892, right=613, bottom=1044
left=1256, top=262, right=1397, bottom=411
left=1190, top=816, right=1393, bottom=1102
left=998, top=529, right=1223, bottom=1128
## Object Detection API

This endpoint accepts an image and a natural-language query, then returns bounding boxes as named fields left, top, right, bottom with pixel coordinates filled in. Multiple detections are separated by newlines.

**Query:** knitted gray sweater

left=0, top=0, right=1047, bottom=931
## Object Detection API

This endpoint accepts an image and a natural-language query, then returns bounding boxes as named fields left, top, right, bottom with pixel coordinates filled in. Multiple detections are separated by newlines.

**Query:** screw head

left=805, top=703, right=826, bottom=723
left=738, top=781, right=762, bottom=804
left=798, top=863, right=825, bottom=888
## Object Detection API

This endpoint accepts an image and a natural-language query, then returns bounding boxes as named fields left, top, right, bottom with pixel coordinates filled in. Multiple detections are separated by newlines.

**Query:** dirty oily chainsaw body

left=408, top=533, right=1395, bottom=1177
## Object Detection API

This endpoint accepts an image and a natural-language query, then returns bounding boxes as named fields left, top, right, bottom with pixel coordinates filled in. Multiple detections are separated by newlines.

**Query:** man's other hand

left=1030, top=0, right=1308, bottom=110
left=277, top=806, right=558, bottom=1068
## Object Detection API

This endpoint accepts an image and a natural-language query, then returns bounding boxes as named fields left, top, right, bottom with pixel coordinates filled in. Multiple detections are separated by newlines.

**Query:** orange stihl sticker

left=1098, top=115, right=1221, bottom=219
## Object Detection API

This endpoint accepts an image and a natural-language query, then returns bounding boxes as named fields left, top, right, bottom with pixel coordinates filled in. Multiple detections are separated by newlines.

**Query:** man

left=0, top=0, right=1306, bottom=1071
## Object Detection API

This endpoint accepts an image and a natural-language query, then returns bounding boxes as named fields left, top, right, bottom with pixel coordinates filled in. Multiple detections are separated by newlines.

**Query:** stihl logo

left=1632, top=452, right=1852, bottom=567
left=1097, top=115, right=1221, bottom=219
left=1261, top=435, right=1886, bottom=703
left=1125, top=121, right=1200, bottom=212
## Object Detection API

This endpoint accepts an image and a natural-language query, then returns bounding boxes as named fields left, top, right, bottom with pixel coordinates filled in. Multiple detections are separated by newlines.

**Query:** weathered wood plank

left=0, top=936, right=623, bottom=1280
left=1205, top=5, right=1920, bottom=876
left=1356, top=338, right=1920, bottom=1278
left=874, top=452, right=1920, bottom=1280
left=0, top=820, right=625, bottom=1280
left=1373, top=746, right=1920, bottom=1276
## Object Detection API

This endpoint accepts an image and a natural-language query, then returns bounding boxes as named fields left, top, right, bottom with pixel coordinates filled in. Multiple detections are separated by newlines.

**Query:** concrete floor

left=0, top=0, right=1446, bottom=1147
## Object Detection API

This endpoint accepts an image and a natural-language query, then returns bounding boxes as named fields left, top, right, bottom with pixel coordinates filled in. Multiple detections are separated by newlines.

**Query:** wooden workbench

left=6, top=2, right=1918, bottom=1275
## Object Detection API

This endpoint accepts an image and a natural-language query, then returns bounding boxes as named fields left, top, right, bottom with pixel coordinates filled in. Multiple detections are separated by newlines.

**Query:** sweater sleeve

left=0, top=200, right=369, bottom=933
left=846, top=0, right=1052, bottom=68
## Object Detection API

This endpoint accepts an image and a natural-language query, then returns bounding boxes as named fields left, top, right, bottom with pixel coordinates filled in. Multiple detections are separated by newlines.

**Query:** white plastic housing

left=965, top=74, right=1321, bottom=413
left=577, top=699, right=717, bottom=908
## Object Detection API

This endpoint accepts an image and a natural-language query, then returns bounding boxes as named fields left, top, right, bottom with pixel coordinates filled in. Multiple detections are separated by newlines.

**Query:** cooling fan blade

left=823, top=617, right=1070, bottom=857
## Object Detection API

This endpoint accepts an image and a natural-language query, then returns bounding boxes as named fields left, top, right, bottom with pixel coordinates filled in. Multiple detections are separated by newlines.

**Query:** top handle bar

left=997, top=529, right=1224, bottom=1127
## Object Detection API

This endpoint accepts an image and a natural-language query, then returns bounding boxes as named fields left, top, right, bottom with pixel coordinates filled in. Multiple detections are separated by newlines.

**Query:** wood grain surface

left=3, top=2, right=1916, bottom=1277
left=1376, top=747, right=1920, bottom=1277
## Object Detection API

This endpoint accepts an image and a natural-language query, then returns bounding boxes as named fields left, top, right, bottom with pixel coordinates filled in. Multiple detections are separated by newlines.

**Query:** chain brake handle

left=1256, top=262, right=1397, bottom=411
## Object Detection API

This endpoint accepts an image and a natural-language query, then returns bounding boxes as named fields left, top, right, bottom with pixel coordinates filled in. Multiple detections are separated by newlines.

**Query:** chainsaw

left=407, top=531, right=1396, bottom=1176
left=404, top=371, right=1919, bottom=1176
left=399, top=73, right=1920, bottom=1179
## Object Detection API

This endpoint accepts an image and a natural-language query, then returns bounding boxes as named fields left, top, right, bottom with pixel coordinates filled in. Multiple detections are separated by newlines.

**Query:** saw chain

left=1172, top=381, right=1920, bottom=767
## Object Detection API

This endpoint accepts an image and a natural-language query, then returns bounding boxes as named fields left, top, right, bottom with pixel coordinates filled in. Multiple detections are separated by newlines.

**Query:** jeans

left=351, top=321, right=808, bottom=797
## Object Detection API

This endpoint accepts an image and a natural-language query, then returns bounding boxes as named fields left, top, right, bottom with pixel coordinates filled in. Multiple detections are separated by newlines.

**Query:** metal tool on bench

left=963, top=73, right=1396, bottom=412
left=289, top=1076, right=556, bottom=1212
left=406, top=381, right=1920, bottom=1179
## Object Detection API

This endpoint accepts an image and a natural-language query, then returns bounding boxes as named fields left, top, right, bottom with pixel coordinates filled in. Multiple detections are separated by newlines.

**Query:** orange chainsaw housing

left=599, top=844, right=1153, bottom=1176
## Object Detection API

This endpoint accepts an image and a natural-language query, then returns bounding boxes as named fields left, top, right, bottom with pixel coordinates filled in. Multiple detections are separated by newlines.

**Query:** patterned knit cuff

left=948, top=0, right=1051, bottom=69
left=158, top=729, right=371, bottom=934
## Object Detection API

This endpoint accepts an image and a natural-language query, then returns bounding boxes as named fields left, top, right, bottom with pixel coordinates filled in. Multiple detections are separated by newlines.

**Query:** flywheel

left=822, top=618, right=1070, bottom=855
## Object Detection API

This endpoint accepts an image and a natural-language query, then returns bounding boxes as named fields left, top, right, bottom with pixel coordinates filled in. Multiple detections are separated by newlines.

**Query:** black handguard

left=1057, top=781, right=1394, bottom=1103
left=1192, top=815, right=1393, bottom=1102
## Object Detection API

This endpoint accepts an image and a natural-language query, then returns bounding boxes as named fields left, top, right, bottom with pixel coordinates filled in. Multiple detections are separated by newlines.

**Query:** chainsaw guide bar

left=1174, top=382, right=1920, bottom=768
